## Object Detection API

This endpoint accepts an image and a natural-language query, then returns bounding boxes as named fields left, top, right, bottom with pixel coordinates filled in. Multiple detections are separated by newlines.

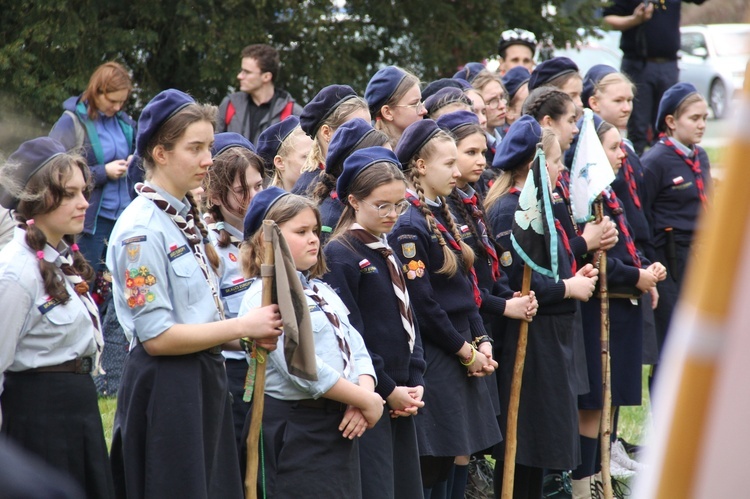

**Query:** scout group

left=0, top=9, right=710, bottom=499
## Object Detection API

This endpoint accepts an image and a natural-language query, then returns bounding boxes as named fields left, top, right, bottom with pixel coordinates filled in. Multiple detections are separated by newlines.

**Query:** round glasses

left=360, top=199, right=410, bottom=217
left=394, top=101, right=426, bottom=112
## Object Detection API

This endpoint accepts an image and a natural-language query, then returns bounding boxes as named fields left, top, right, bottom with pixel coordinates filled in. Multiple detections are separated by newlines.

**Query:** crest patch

left=401, top=242, right=416, bottom=258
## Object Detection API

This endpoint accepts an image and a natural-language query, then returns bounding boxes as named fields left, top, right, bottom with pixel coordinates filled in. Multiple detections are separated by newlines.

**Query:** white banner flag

left=568, top=108, right=615, bottom=223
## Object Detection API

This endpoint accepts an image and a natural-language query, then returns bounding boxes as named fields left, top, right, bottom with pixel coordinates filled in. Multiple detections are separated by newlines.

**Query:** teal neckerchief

left=75, top=100, right=134, bottom=165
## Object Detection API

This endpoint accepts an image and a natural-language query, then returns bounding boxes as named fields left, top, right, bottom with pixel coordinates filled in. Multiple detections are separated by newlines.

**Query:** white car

left=679, top=24, right=750, bottom=119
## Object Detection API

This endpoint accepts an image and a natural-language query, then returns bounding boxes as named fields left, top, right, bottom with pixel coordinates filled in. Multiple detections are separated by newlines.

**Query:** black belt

left=24, top=357, right=93, bottom=374
left=295, top=398, right=347, bottom=413
left=206, top=346, right=222, bottom=355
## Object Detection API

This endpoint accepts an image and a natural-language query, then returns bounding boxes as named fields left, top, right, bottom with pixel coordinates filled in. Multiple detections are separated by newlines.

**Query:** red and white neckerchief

left=660, top=135, right=708, bottom=211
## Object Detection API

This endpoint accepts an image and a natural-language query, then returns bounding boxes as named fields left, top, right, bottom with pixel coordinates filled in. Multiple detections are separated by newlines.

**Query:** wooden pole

left=595, top=200, right=614, bottom=499
left=245, top=220, right=275, bottom=499
left=501, top=263, right=533, bottom=499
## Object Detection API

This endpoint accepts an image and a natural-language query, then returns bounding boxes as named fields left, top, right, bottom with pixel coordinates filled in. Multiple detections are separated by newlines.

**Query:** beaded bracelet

left=460, top=346, right=477, bottom=366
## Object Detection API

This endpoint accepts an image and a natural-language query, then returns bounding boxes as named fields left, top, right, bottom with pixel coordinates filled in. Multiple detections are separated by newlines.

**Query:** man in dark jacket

left=217, top=44, right=303, bottom=144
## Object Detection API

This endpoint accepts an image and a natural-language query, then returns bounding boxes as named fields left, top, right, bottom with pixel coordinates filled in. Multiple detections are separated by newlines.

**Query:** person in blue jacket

left=50, top=62, right=136, bottom=293
left=389, top=119, right=502, bottom=499
left=641, top=82, right=711, bottom=369
left=324, top=147, right=427, bottom=499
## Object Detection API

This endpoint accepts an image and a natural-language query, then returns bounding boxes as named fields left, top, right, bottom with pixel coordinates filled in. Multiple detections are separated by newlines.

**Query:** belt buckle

left=77, top=357, right=92, bottom=374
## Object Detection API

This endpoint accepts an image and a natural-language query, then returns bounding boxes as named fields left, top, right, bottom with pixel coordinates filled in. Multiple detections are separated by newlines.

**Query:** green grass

left=98, top=397, right=117, bottom=450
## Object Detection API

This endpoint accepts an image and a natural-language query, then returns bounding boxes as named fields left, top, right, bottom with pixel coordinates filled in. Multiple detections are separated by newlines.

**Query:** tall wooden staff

left=501, top=263, right=533, bottom=499
left=594, top=200, right=614, bottom=499
left=245, top=220, right=275, bottom=499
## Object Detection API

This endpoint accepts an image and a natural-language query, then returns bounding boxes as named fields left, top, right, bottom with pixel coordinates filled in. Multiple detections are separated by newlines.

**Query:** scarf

left=304, top=284, right=352, bottom=377
left=602, top=189, right=641, bottom=268
left=461, top=193, right=501, bottom=280
left=620, top=144, right=642, bottom=209
left=661, top=136, right=708, bottom=210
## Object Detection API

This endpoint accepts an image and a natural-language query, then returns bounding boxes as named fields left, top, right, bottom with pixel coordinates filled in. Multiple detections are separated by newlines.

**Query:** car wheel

left=709, top=79, right=727, bottom=119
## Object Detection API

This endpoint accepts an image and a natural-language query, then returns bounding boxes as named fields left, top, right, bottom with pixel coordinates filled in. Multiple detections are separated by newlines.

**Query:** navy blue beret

left=337, top=146, right=402, bottom=202
left=452, top=62, right=486, bottom=83
left=436, top=110, right=480, bottom=135
left=136, top=89, right=194, bottom=157
left=491, top=115, right=542, bottom=171
left=424, top=87, right=471, bottom=116
left=655, top=82, right=700, bottom=133
left=502, top=66, right=532, bottom=101
left=565, top=112, right=607, bottom=168
left=243, top=186, right=291, bottom=240
left=422, top=78, right=471, bottom=102
left=256, top=116, right=300, bottom=168
left=211, top=132, right=256, bottom=157
left=528, top=57, right=579, bottom=91
left=395, top=119, right=443, bottom=167
left=0, top=138, right=67, bottom=209
left=365, top=66, right=408, bottom=117
left=582, top=64, right=618, bottom=109
left=299, top=85, right=358, bottom=138
left=325, top=118, right=375, bottom=176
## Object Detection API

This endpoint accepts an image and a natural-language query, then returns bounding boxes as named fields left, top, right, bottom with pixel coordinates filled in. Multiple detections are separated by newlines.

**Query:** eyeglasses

left=359, top=199, right=410, bottom=218
left=485, top=95, right=508, bottom=109
left=500, top=28, right=537, bottom=45
left=394, top=101, right=426, bottom=112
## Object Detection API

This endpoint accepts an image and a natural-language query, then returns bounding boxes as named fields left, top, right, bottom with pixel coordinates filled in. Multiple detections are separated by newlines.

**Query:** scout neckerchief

left=660, top=136, right=708, bottom=210
left=620, top=144, right=642, bottom=209
left=554, top=219, right=577, bottom=275
left=57, top=248, right=105, bottom=374
left=303, top=284, right=352, bottom=376
left=405, top=192, right=483, bottom=307
left=459, top=190, right=501, bottom=280
left=135, top=183, right=225, bottom=319
left=347, top=223, right=416, bottom=352
left=602, top=188, right=642, bottom=268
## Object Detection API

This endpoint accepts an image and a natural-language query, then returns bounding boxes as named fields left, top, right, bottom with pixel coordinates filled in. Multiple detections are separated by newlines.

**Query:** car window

left=680, top=32, right=707, bottom=56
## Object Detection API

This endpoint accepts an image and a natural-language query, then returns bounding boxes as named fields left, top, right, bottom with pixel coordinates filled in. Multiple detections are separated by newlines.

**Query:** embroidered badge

left=500, top=251, right=513, bottom=267
left=125, top=243, right=140, bottom=263
left=403, top=260, right=425, bottom=279
left=397, top=234, right=418, bottom=241
left=358, top=259, right=370, bottom=268
left=460, top=224, right=470, bottom=233
left=402, top=242, right=416, bottom=259
left=38, top=297, right=62, bottom=315
left=168, top=245, right=189, bottom=261
left=125, top=266, right=157, bottom=308
left=672, top=176, right=684, bottom=185
left=121, top=235, right=147, bottom=246
left=221, top=279, right=252, bottom=298
left=229, top=253, right=237, bottom=262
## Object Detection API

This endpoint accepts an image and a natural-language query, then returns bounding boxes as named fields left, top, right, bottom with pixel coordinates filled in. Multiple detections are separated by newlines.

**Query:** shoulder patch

left=500, top=251, right=513, bottom=267
left=38, top=297, right=62, bottom=315
left=396, top=233, right=418, bottom=241
left=121, top=235, right=147, bottom=246
left=401, top=242, right=416, bottom=259
left=168, top=244, right=190, bottom=261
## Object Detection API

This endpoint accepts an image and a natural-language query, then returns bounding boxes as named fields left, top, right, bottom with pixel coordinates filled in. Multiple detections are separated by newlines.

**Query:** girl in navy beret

left=641, top=84, right=711, bottom=382
left=487, top=129, right=600, bottom=499
left=0, top=139, right=115, bottom=497
left=471, top=70, right=508, bottom=167
left=267, top=123, right=314, bottom=192
left=389, top=121, right=502, bottom=498
left=201, top=139, right=266, bottom=452
left=324, top=148, right=426, bottom=499
left=106, top=90, right=282, bottom=498
left=292, top=90, right=370, bottom=196
left=239, top=192, right=383, bottom=499
left=367, top=66, right=427, bottom=149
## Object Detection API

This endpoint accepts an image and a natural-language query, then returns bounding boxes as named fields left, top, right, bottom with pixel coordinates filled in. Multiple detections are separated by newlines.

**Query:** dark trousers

left=621, top=59, right=679, bottom=155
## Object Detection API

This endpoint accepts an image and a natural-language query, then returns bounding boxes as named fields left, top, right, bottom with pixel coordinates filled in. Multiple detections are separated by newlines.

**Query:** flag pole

left=594, top=199, right=613, bottom=499
left=245, top=220, right=275, bottom=499
left=501, top=263, right=533, bottom=499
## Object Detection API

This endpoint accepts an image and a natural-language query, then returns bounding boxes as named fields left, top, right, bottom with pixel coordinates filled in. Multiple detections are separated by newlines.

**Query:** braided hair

left=522, top=86, right=573, bottom=123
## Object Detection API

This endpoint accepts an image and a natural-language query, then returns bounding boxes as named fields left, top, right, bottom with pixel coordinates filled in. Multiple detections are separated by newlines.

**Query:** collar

left=455, top=184, right=476, bottom=200
left=424, top=196, right=442, bottom=208
left=224, top=223, right=243, bottom=241
left=667, top=137, right=695, bottom=158
left=14, top=228, right=69, bottom=265
left=145, top=181, right=190, bottom=216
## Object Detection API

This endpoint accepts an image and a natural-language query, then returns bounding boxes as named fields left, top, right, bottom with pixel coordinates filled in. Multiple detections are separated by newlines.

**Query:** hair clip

left=36, top=250, right=45, bottom=260
left=26, top=219, right=35, bottom=226
left=214, top=221, right=225, bottom=231
left=70, top=243, right=80, bottom=252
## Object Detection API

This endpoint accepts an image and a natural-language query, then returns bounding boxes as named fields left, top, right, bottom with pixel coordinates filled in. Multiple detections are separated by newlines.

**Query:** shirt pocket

left=170, top=255, right=204, bottom=306
left=43, top=303, right=77, bottom=326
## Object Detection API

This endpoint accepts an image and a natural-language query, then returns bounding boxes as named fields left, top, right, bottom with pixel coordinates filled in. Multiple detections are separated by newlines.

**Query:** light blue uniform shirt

left=106, top=183, right=221, bottom=343
left=239, top=273, right=376, bottom=400
left=208, top=223, right=251, bottom=360
left=0, top=229, right=98, bottom=424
